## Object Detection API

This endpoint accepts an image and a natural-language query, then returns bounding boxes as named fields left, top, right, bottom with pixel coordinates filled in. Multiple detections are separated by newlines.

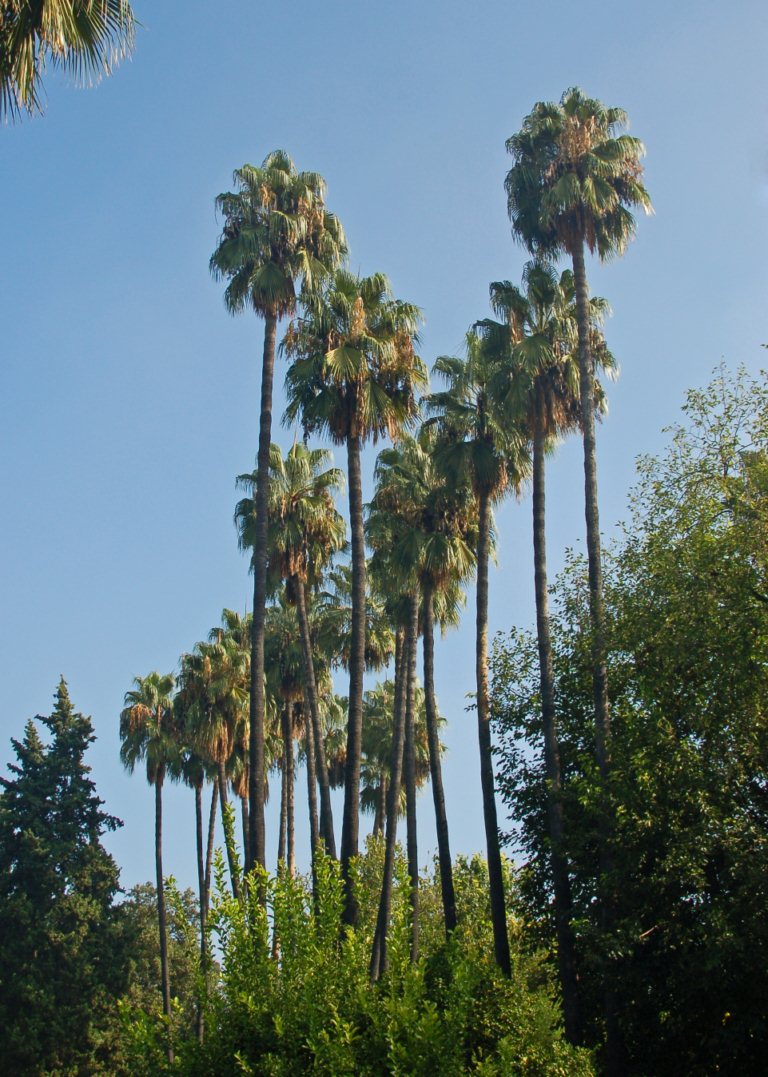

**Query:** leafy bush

left=158, top=843, right=595, bottom=1076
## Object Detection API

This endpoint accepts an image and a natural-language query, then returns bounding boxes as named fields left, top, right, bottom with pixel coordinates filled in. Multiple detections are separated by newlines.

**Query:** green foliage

left=164, top=845, right=594, bottom=1076
left=493, top=366, right=768, bottom=1074
left=1, top=0, right=136, bottom=120
left=113, top=881, right=207, bottom=1076
left=0, top=680, right=125, bottom=1075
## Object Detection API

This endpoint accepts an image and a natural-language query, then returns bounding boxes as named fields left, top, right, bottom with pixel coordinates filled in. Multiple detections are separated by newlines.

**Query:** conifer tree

left=0, top=679, right=124, bottom=1075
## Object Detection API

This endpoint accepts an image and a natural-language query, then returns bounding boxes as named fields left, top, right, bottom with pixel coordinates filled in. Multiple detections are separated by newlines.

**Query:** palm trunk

left=194, top=780, right=206, bottom=1044
left=404, top=592, right=420, bottom=963
left=204, top=777, right=218, bottom=917
left=373, top=777, right=386, bottom=836
left=286, top=709, right=296, bottom=877
left=422, top=580, right=457, bottom=936
left=341, top=432, right=366, bottom=928
left=571, top=239, right=610, bottom=776
left=248, top=309, right=278, bottom=875
left=295, top=577, right=337, bottom=858
left=305, top=699, right=320, bottom=904
left=371, top=626, right=407, bottom=980
left=155, top=767, right=173, bottom=1064
left=240, top=794, right=249, bottom=868
left=571, top=239, right=623, bottom=1073
left=277, top=736, right=287, bottom=870
left=476, top=489, right=511, bottom=975
left=532, top=412, right=580, bottom=1042
left=218, top=760, right=241, bottom=901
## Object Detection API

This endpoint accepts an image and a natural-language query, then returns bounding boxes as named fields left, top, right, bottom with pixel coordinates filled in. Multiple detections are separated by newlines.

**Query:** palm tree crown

left=210, top=151, right=347, bottom=320
left=504, top=86, right=652, bottom=260
left=283, top=269, right=426, bottom=445
left=1, top=0, right=136, bottom=119
left=119, top=672, right=178, bottom=785
left=235, top=442, right=346, bottom=594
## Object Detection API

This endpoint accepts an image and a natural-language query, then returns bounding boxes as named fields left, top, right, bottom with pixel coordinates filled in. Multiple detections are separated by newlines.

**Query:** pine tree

left=0, top=679, right=125, bottom=1075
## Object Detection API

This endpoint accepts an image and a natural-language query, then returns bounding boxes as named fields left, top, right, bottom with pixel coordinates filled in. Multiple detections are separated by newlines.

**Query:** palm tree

left=119, top=671, right=178, bottom=1046
left=177, top=638, right=250, bottom=899
left=427, top=332, right=530, bottom=976
left=1, top=0, right=136, bottom=119
left=505, top=88, right=651, bottom=787
left=368, top=429, right=476, bottom=952
left=236, top=442, right=346, bottom=858
left=506, top=94, right=650, bottom=1068
left=284, top=269, right=425, bottom=926
left=480, top=260, right=605, bottom=1039
left=264, top=599, right=310, bottom=877
left=210, top=152, right=346, bottom=874
left=175, top=745, right=217, bottom=1043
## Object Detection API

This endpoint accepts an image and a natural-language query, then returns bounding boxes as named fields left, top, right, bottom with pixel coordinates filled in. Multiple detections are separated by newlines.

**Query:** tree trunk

left=371, top=626, right=407, bottom=980
left=341, top=432, right=366, bottom=928
left=240, top=794, right=249, bottom=869
left=571, top=239, right=623, bottom=1073
left=476, top=489, right=511, bottom=975
left=422, top=579, right=457, bottom=936
left=204, top=777, right=218, bottom=918
left=373, top=777, right=386, bottom=837
left=155, top=767, right=173, bottom=1064
left=194, top=780, right=205, bottom=1044
left=286, top=707, right=296, bottom=877
left=404, top=593, right=420, bottom=963
left=571, top=239, right=610, bottom=774
left=305, top=699, right=320, bottom=904
left=295, top=577, right=336, bottom=858
left=248, top=309, right=278, bottom=875
left=218, top=760, right=241, bottom=901
left=277, top=734, right=287, bottom=870
left=532, top=412, right=580, bottom=1043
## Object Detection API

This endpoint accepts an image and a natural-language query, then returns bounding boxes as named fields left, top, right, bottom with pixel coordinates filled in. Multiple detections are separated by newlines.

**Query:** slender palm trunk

left=371, top=627, right=407, bottom=980
left=422, top=580, right=457, bottom=936
left=476, top=490, right=511, bottom=976
left=204, top=777, right=218, bottom=917
left=404, top=593, right=420, bottom=963
left=218, top=760, right=241, bottom=901
left=532, top=414, right=580, bottom=1042
left=248, top=310, right=278, bottom=875
left=240, top=794, right=249, bottom=866
left=305, top=700, right=320, bottom=904
left=155, top=767, right=173, bottom=1064
left=295, top=577, right=337, bottom=858
left=571, top=240, right=610, bottom=775
left=373, top=778, right=386, bottom=836
left=341, top=432, right=366, bottom=928
left=194, top=781, right=206, bottom=1044
left=278, top=738, right=287, bottom=870
left=571, top=239, right=622, bottom=1073
left=286, top=709, right=296, bottom=877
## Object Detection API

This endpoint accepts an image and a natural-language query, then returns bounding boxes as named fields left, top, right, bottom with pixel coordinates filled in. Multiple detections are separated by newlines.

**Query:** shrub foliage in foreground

left=126, top=843, right=593, bottom=1075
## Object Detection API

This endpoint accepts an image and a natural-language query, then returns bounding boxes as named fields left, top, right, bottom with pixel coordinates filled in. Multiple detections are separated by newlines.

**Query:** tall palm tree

left=210, top=153, right=346, bottom=874
left=480, top=260, right=612, bottom=1040
left=235, top=442, right=346, bottom=858
left=1, top=0, right=136, bottom=118
left=175, top=745, right=217, bottom=1044
left=177, top=638, right=250, bottom=899
left=119, top=672, right=178, bottom=1044
left=427, top=332, right=530, bottom=976
left=505, top=94, right=650, bottom=1068
left=368, top=429, right=476, bottom=950
left=284, top=269, right=425, bottom=926
left=264, top=598, right=310, bottom=877
left=505, top=88, right=651, bottom=786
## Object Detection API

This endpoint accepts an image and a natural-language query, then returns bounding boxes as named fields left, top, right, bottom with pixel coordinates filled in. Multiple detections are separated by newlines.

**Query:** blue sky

left=1, top=0, right=766, bottom=893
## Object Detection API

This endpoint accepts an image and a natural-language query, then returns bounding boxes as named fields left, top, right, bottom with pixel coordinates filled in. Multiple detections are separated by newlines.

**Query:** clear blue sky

left=1, top=0, right=766, bottom=893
